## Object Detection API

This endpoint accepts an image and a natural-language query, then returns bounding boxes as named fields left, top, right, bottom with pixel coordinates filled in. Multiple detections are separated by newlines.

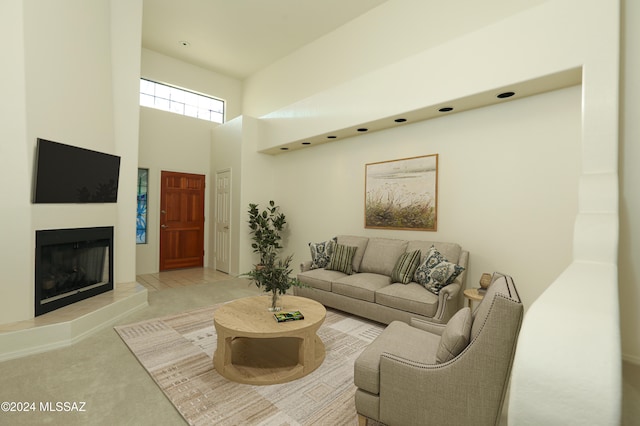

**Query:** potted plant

left=247, top=200, right=286, bottom=266
left=242, top=201, right=301, bottom=311
left=242, top=254, right=300, bottom=311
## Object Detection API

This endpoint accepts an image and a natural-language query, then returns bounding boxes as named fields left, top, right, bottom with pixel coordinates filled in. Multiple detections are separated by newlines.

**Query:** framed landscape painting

left=365, top=154, right=438, bottom=231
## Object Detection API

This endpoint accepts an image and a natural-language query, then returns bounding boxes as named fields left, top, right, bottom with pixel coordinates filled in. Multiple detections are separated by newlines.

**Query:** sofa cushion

left=332, top=273, right=391, bottom=303
left=297, top=268, right=347, bottom=292
left=308, top=237, right=337, bottom=269
left=390, top=250, right=421, bottom=284
left=359, top=238, right=408, bottom=276
left=375, top=283, right=439, bottom=318
left=354, top=321, right=439, bottom=395
left=336, top=235, right=369, bottom=272
left=326, top=243, right=357, bottom=275
left=436, top=307, right=472, bottom=363
left=407, top=240, right=462, bottom=264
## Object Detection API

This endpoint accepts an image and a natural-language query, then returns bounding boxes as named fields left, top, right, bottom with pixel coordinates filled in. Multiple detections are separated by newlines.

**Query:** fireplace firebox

left=35, top=226, right=114, bottom=316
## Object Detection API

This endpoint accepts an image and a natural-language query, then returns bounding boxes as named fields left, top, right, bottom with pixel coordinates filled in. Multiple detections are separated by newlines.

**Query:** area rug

left=114, top=303, right=384, bottom=426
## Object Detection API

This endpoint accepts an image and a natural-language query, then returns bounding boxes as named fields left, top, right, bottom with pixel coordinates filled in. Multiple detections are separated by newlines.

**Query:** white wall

left=243, top=0, right=546, bottom=117
left=209, top=117, right=244, bottom=275
left=228, top=0, right=622, bottom=423
left=136, top=107, right=213, bottom=274
left=262, top=86, right=580, bottom=311
left=0, top=0, right=32, bottom=324
left=112, top=0, right=143, bottom=283
left=0, top=0, right=142, bottom=324
left=137, top=49, right=244, bottom=274
left=209, top=115, right=280, bottom=276
left=620, top=0, right=640, bottom=364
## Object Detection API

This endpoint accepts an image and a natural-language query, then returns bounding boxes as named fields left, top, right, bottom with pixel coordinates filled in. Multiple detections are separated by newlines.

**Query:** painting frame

left=365, top=154, right=438, bottom=231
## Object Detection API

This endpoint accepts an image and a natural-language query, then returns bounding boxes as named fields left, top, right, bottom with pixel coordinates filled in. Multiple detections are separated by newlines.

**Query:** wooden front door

left=159, top=171, right=205, bottom=271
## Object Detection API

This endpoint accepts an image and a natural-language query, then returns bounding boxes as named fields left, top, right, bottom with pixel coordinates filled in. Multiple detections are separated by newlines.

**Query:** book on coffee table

left=273, top=310, right=305, bottom=322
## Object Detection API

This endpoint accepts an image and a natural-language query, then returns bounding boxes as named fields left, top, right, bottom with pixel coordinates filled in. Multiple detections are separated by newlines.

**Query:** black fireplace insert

left=35, top=226, right=114, bottom=316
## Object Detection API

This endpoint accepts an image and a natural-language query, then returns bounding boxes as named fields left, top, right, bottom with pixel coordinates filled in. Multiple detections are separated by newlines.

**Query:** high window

left=139, top=78, right=224, bottom=123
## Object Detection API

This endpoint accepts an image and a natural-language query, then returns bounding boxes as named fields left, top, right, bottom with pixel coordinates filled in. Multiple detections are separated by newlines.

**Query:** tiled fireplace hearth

left=35, top=227, right=114, bottom=316
left=0, top=227, right=148, bottom=362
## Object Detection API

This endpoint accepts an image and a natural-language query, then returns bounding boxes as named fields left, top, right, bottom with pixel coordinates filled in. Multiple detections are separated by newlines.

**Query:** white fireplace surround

left=0, top=282, right=147, bottom=362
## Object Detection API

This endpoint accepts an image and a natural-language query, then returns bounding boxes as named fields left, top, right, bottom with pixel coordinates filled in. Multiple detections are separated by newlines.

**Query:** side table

left=463, top=288, right=485, bottom=308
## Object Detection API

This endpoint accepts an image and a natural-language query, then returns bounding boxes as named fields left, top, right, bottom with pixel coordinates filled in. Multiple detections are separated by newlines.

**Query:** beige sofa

left=294, top=235, right=469, bottom=325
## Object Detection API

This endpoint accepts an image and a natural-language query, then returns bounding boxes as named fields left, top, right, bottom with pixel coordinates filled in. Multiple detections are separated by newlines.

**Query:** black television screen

left=33, top=138, right=121, bottom=203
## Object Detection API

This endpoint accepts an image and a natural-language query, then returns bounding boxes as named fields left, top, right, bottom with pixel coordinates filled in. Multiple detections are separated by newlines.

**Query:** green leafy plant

left=247, top=200, right=287, bottom=266
left=242, top=254, right=301, bottom=310
left=242, top=201, right=301, bottom=310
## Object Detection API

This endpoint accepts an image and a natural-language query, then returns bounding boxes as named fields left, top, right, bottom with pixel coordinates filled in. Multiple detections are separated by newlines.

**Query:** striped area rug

left=114, top=304, right=384, bottom=426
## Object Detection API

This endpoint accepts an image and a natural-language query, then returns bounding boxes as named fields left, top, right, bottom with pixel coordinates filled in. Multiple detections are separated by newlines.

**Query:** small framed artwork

left=136, top=168, right=148, bottom=244
left=365, top=154, right=438, bottom=231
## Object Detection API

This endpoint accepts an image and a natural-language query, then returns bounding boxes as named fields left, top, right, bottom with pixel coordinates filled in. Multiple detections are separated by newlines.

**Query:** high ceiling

left=142, top=0, right=388, bottom=80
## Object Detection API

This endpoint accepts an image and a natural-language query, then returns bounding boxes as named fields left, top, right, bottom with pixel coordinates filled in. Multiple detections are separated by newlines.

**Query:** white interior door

left=214, top=169, right=231, bottom=273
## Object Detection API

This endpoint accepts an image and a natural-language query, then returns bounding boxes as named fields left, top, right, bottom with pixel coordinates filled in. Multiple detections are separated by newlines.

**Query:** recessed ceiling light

left=394, top=118, right=407, bottom=123
left=438, top=107, right=454, bottom=112
left=497, top=91, right=515, bottom=99
left=357, top=128, right=368, bottom=132
left=179, top=40, right=190, bottom=47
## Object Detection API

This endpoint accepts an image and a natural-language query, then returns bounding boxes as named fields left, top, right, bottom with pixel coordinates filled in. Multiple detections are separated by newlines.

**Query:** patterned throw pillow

left=414, top=245, right=447, bottom=285
left=423, top=261, right=465, bottom=295
left=308, top=238, right=337, bottom=269
left=326, top=244, right=357, bottom=275
left=390, top=250, right=422, bottom=284
left=414, top=245, right=465, bottom=295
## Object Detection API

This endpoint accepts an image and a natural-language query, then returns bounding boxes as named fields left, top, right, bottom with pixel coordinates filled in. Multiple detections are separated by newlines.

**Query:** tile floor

left=136, top=268, right=232, bottom=291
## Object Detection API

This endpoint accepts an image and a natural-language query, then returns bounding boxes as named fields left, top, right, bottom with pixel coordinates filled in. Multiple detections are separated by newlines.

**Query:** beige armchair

left=354, top=273, right=523, bottom=426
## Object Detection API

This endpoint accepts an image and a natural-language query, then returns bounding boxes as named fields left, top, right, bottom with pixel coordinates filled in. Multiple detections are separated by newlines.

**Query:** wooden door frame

left=214, top=168, right=232, bottom=273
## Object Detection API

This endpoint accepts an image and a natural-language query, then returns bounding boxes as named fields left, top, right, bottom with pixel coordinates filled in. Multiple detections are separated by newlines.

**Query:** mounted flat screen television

left=33, top=138, right=121, bottom=203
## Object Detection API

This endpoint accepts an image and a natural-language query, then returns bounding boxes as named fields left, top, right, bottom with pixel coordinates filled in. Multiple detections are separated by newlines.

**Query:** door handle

left=161, top=210, right=166, bottom=214
left=161, top=224, right=168, bottom=229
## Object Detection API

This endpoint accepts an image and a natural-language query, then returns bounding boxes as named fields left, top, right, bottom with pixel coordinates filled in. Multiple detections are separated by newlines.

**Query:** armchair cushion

left=308, top=237, right=336, bottom=269
left=354, top=321, right=439, bottom=395
left=436, top=307, right=472, bottom=363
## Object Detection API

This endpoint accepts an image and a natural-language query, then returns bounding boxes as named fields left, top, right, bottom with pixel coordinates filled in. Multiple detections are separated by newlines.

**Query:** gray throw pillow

left=436, top=307, right=472, bottom=363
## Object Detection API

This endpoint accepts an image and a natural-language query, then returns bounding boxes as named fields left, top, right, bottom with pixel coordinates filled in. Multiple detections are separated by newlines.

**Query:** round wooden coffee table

left=213, top=295, right=326, bottom=385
